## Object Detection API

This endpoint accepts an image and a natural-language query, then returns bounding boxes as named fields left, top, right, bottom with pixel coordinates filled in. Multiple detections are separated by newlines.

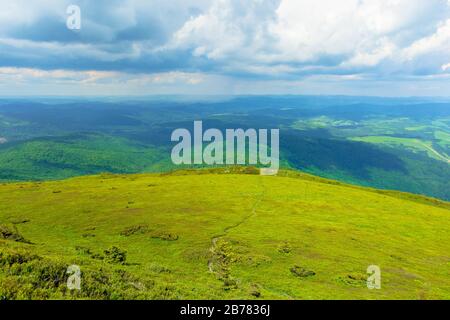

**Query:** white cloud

left=403, top=19, right=450, bottom=60
left=342, top=39, right=396, bottom=68
left=1, top=0, right=450, bottom=95
left=172, top=0, right=450, bottom=75
left=0, top=67, right=206, bottom=86
left=0, top=37, right=142, bottom=62
left=173, top=0, right=278, bottom=60
left=0, top=0, right=64, bottom=30
left=0, top=67, right=118, bottom=83
left=442, top=62, right=450, bottom=71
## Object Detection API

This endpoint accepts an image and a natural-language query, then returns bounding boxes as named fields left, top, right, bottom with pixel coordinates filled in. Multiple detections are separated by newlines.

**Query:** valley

left=0, top=96, right=449, bottom=200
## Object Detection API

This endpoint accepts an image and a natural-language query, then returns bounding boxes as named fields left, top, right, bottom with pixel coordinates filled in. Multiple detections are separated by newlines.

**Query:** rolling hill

left=1, top=167, right=449, bottom=300
left=1, top=96, right=449, bottom=201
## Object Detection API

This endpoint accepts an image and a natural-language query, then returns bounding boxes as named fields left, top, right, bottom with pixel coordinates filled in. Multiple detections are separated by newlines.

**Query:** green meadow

left=1, top=168, right=449, bottom=300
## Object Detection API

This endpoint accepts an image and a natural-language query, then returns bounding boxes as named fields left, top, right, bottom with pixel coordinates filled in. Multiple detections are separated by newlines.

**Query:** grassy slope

left=0, top=168, right=449, bottom=300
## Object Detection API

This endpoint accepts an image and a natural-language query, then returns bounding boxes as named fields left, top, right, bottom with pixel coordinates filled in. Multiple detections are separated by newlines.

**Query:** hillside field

left=0, top=168, right=449, bottom=300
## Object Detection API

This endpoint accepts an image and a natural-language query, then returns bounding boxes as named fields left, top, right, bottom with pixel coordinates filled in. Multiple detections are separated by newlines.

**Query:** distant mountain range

left=0, top=96, right=449, bottom=200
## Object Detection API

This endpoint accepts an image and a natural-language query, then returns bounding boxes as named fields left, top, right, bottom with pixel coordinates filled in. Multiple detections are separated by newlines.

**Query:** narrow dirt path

left=208, top=177, right=266, bottom=273
left=206, top=177, right=296, bottom=299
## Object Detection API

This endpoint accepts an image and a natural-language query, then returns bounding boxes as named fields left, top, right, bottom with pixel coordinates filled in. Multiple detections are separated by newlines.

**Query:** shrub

left=0, top=250, right=40, bottom=267
left=151, top=231, right=178, bottom=241
left=277, top=242, right=292, bottom=254
left=120, top=225, right=149, bottom=237
left=0, top=247, right=161, bottom=300
left=290, top=265, right=316, bottom=278
left=0, top=224, right=30, bottom=243
left=31, top=259, right=68, bottom=288
left=104, top=246, right=127, bottom=264
left=249, top=284, right=261, bottom=298
left=0, top=278, right=21, bottom=300
left=335, top=273, right=367, bottom=287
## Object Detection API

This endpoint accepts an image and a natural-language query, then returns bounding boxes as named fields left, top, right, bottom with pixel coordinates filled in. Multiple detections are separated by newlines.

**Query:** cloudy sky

left=1, top=0, right=450, bottom=96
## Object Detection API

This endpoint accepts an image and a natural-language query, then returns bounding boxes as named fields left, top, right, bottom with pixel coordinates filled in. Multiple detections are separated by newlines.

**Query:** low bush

left=120, top=225, right=149, bottom=237
left=104, top=246, right=127, bottom=265
left=151, top=231, right=179, bottom=241
left=0, top=224, right=30, bottom=243
left=290, top=265, right=316, bottom=278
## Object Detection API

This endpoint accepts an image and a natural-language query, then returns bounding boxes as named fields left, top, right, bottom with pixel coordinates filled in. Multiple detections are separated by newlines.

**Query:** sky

left=1, top=0, right=450, bottom=96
